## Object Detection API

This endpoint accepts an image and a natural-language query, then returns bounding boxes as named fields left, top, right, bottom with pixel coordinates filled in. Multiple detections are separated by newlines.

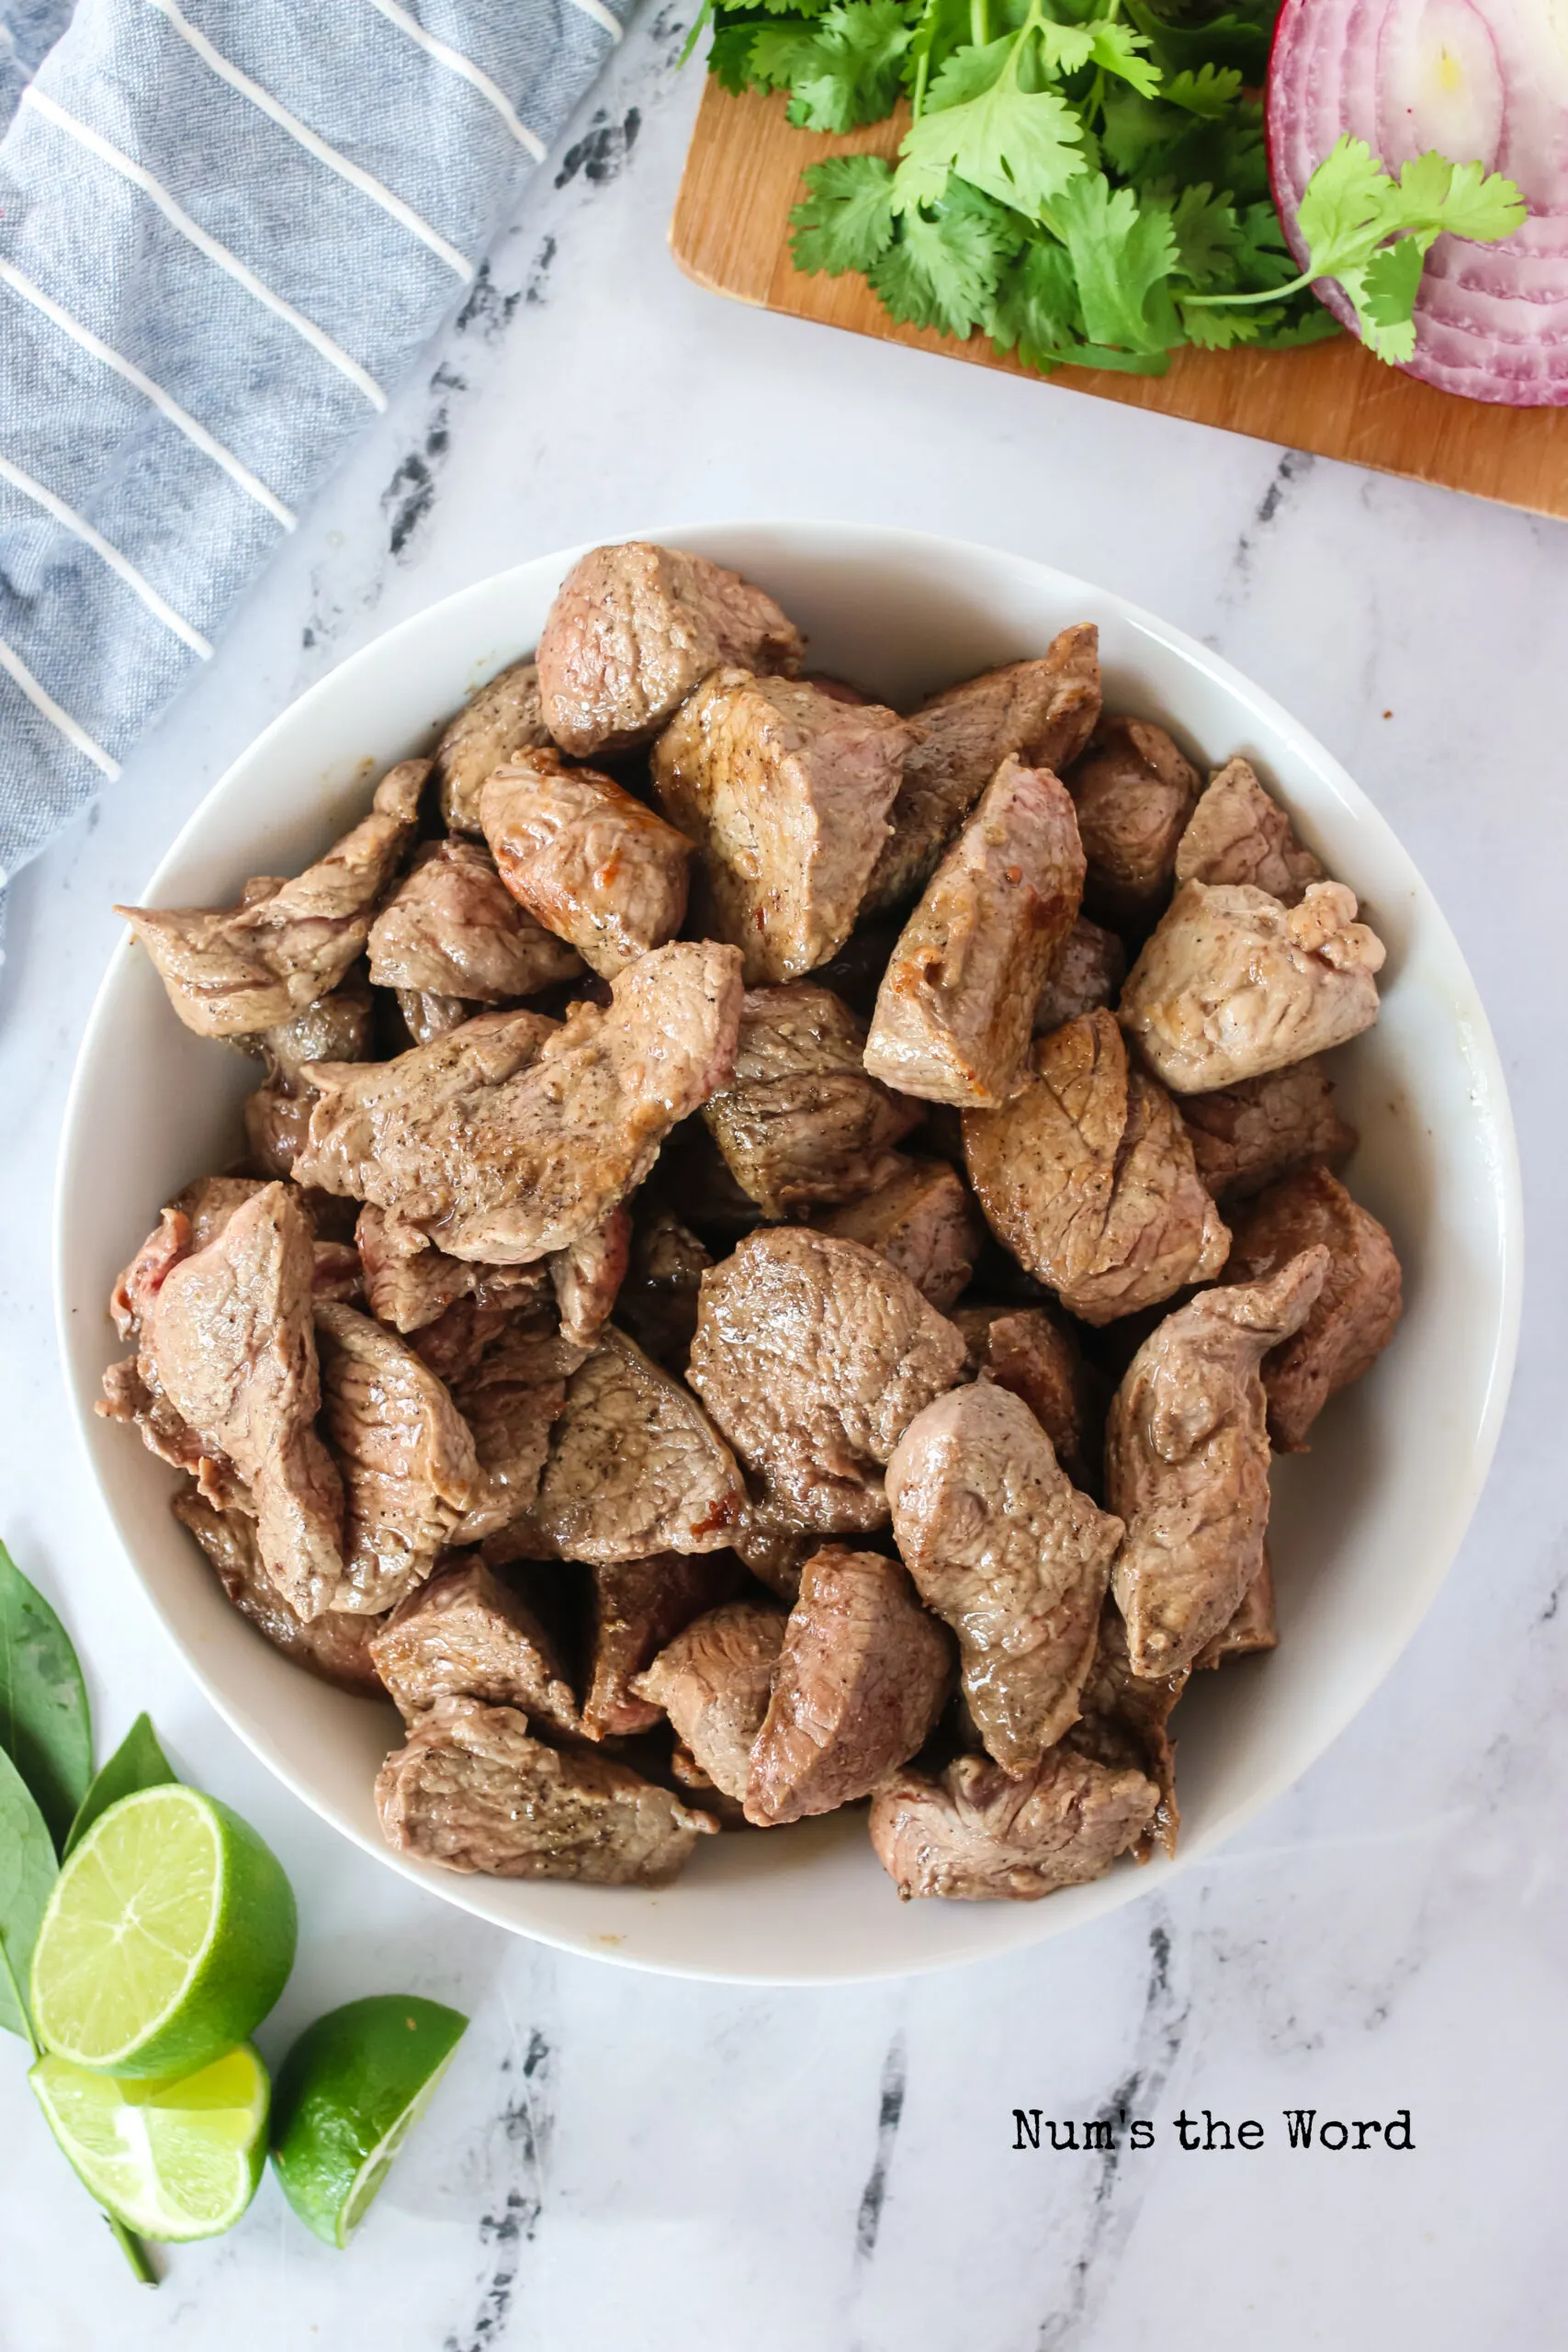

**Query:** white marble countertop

left=5, top=11, right=1566, bottom=2346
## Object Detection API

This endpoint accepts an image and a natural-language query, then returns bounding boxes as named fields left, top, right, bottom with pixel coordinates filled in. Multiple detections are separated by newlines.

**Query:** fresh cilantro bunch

left=691, top=0, right=1526, bottom=377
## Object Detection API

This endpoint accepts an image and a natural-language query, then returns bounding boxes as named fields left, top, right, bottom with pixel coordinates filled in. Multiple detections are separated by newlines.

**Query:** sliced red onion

left=1268, top=0, right=1568, bottom=405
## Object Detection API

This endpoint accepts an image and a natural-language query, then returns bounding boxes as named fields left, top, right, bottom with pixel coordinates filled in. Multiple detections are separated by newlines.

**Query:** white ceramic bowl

left=57, top=523, right=1521, bottom=1984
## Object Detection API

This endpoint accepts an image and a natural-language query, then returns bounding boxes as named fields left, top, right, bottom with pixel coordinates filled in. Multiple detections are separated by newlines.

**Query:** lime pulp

left=30, top=2043, right=270, bottom=2242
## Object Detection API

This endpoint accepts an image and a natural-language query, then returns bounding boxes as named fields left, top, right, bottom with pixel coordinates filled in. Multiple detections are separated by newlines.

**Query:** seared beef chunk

left=172, top=1487, right=379, bottom=1694
left=241, top=970, right=374, bottom=1082
left=139, top=1184, right=344, bottom=1617
left=869, top=1747, right=1157, bottom=1902
left=746, top=1548, right=951, bottom=1826
left=817, top=1158, right=981, bottom=1312
left=652, top=670, right=914, bottom=984
left=1179, top=1057, right=1358, bottom=1202
left=1195, top=1555, right=1278, bottom=1669
left=525, top=1328, right=746, bottom=1562
left=245, top=1086, right=312, bottom=1179
left=1066, top=717, right=1200, bottom=926
left=702, top=984, right=919, bottom=1217
left=111, top=1206, right=200, bottom=1340
left=118, top=762, right=425, bottom=1035
left=865, top=756, right=1086, bottom=1108
left=1175, top=758, right=1324, bottom=904
left=633, top=1600, right=786, bottom=1802
left=1066, top=1602, right=1187, bottom=1858
left=865, top=629, right=1100, bottom=915
left=963, top=1012, right=1229, bottom=1324
left=368, top=839, right=583, bottom=1001
left=369, top=1556, right=580, bottom=1734
left=396, top=989, right=476, bottom=1045
left=538, top=542, right=803, bottom=756
left=886, top=1385, right=1122, bottom=1771
left=670, top=1741, right=748, bottom=1827
left=687, top=1229, right=967, bottom=1534
left=412, top=1297, right=515, bottom=1384
left=480, top=751, right=693, bottom=977
left=1223, top=1166, right=1402, bottom=1450
left=448, top=1314, right=585, bottom=1544
left=549, top=1206, right=630, bottom=1350
left=311, top=1241, right=363, bottom=1303
left=1120, top=880, right=1384, bottom=1093
left=953, top=1304, right=1100, bottom=1494
left=1034, top=915, right=1126, bottom=1035
left=315, top=1303, right=481, bottom=1614
left=582, top=1553, right=741, bottom=1741
left=356, top=1203, right=550, bottom=1336
left=299, top=943, right=743, bottom=1263
left=729, top=1510, right=812, bottom=1601
left=616, top=1211, right=713, bottom=1367
left=1107, top=1250, right=1329, bottom=1675
left=376, top=1695, right=716, bottom=1883
left=434, top=656, right=553, bottom=834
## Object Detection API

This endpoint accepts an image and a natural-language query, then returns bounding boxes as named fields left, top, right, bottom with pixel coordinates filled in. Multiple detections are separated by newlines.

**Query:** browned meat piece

left=1224, top=1167, right=1402, bottom=1450
left=548, top=1206, right=630, bottom=1350
left=412, top=1298, right=515, bottom=1385
left=581, top=1554, right=740, bottom=1740
left=245, top=1085, right=311, bottom=1180
left=652, top=670, right=915, bottom=985
left=240, top=969, right=374, bottom=1083
left=480, top=751, right=693, bottom=978
left=166, top=1173, right=275, bottom=1248
left=864, top=758, right=1086, bottom=1109
left=632, top=1600, right=787, bottom=1802
left=1194, top=1555, right=1277, bottom=1669
left=1107, top=1249, right=1329, bottom=1675
left=805, top=673, right=872, bottom=707
left=299, top=944, right=743, bottom=1264
left=356, top=1204, right=548, bottom=1339
left=434, top=655, right=553, bottom=834
left=746, top=1549, right=951, bottom=1826
left=963, top=1012, right=1230, bottom=1325
left=1179, top=1058, right=1358, bottom=1202
left=1120, top=880, right=1385, bottom=1094
left=870, top=1747, right=1156, bottom=1902
left=953, top=1304, right=1100, bottom=1492
left=1034, top=915, right=1126, bottom=1035
left=537, top=541, right=803, bottom=756
left=527, top=1328, right=746, bottom=1562
left=311, top=1241, right=363, bottom=1304
left=616, top=1211, right=713, bottom=1367
left=368, top=839, right=583, bottom=1001
left=1175, top=759, right=1325, bottom=904
left=701, top=984, right=919, bottom=1218
left=817, top=1158, right=981, bottom=1313
left=376, top=1695, right=716, bottom=1883
left=865, top=629, right=1100, bottom=915
left=97, top=1356, right=250, bottom=1512
left=315, top=1302, right=480, bottom=1613
left=368, top=1556, right=579, bottom=1734
left=1066, top=1603, right=1187, bottom=1858
left=886, top=1384, right=1122, bottom=1771
left=395, top=989, right=476, bottom=1046
left=141, top=1184, right=344, bottom=1617
left=730, top=1510, right=812, bottom=1601
left=172, top=1487, right=380, bottom=1695
left=1066, top=717, right=1200, bottom=926
left=447, top=1315, right=585, bottom=1545
left=118, top=762, right=425, bottom=1036
left=110, top=1206, right=196, bottom=1340
left=687, top=1230, right=968, bottom=1535
left=669, top=1741, right=749, bottom=1827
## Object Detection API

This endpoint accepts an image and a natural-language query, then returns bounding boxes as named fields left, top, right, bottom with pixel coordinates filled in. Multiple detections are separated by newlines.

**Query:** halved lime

left=30, top=2042, right=270, bottom=2242
left=29, top=1785, right=297, bottom=2078
left=270, top=1995, right=468, bottom=2247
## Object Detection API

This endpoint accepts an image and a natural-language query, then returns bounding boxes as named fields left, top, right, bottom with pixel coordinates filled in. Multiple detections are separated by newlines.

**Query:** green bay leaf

left=0, top=1544, right=91, bottom=1852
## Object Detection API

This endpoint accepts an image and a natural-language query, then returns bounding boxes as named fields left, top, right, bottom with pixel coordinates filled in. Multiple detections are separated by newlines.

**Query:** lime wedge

left=30, top=2043, right=270, bottom=2242
left=29, top=1786, right=297, bottom=2078
left=270, top=1995, right=468, bottom=2247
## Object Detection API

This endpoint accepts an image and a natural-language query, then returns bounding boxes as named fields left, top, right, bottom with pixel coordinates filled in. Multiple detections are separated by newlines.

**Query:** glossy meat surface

left=369, top=1555, right=580, bottom=1733
left=702, top=984, right=919, bottom=1218
left=481, top=750, right=692, bottom=977
left=870, top=1747, right=1156, bottom=1901
left=634, top=1600, right=786, bottom=1802
left=368, top=838, right=583, bottom=1001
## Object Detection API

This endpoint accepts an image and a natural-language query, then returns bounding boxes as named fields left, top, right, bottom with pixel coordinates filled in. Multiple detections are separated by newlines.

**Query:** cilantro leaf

left=750, top=23, right=826, bottom=87
left=1294, top=135, right=1397, bottom=277
left=902, top=0, right=972, bottom=109
left=1033, top=21, right=1096, bottom=77
left=1088, top=22, right=1160, bottom=100
left=898, top=51, right=1087, bottom=220
left=1052, top=170, right=1179, bottom=350
left=987, top=236, right=1082, bottom=367
left=715, top=0, right=833, bottom=16
left=1161, top=63, right=1243, bottom=118
left=870, top=181, right=1015, bottom=337
left=1337, top=239, right=1427, bottom=365
left=708, top=18, right=770, bottom=91
left=1179, top=300, right=1264, bottom=350
left=1166, top=183, right=1244, bottom=286
left=779, top=0, right=913, bottom=131
left=1123, top=0, right=1278, bottom=78
left=791, top=153, right=899, bottom=275
left=1391, top=152, right=1528, bottom=243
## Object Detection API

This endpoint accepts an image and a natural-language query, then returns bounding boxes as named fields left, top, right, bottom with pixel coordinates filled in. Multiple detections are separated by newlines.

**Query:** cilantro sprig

left=697, top=0, right=1529, bottom=379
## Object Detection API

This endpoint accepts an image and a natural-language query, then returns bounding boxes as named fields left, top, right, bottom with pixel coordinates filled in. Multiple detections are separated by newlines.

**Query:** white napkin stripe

left=359, top=0, right=547, bottom=161
left=0, top=452, right=214, bottom=656
left=143, top=0, right=476, bottom=282
left=0, top=258, right=297, bottom=528
left=0, top=636, right=120, bottom=778
left=566, top=0, right=624, bottom=41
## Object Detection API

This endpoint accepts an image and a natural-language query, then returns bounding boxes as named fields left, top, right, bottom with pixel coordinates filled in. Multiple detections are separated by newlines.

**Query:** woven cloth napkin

left=0, top=0, right=632, bottom=899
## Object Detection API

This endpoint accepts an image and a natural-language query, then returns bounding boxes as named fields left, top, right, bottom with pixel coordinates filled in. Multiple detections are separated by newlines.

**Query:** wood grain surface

left=671, top=83, right=1568, bottom=520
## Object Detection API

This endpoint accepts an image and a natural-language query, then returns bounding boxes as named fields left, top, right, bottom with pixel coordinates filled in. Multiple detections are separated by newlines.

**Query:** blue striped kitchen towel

left=0, top=0, right=633, bottom=900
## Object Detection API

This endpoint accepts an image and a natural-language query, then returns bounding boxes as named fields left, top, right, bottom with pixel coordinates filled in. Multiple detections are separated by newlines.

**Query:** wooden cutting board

left=671, top=84, right=1568, bottom=520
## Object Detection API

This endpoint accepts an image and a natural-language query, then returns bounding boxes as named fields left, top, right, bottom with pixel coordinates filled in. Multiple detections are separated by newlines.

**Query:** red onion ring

left=1268, top=0, right=1568, bottom=405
